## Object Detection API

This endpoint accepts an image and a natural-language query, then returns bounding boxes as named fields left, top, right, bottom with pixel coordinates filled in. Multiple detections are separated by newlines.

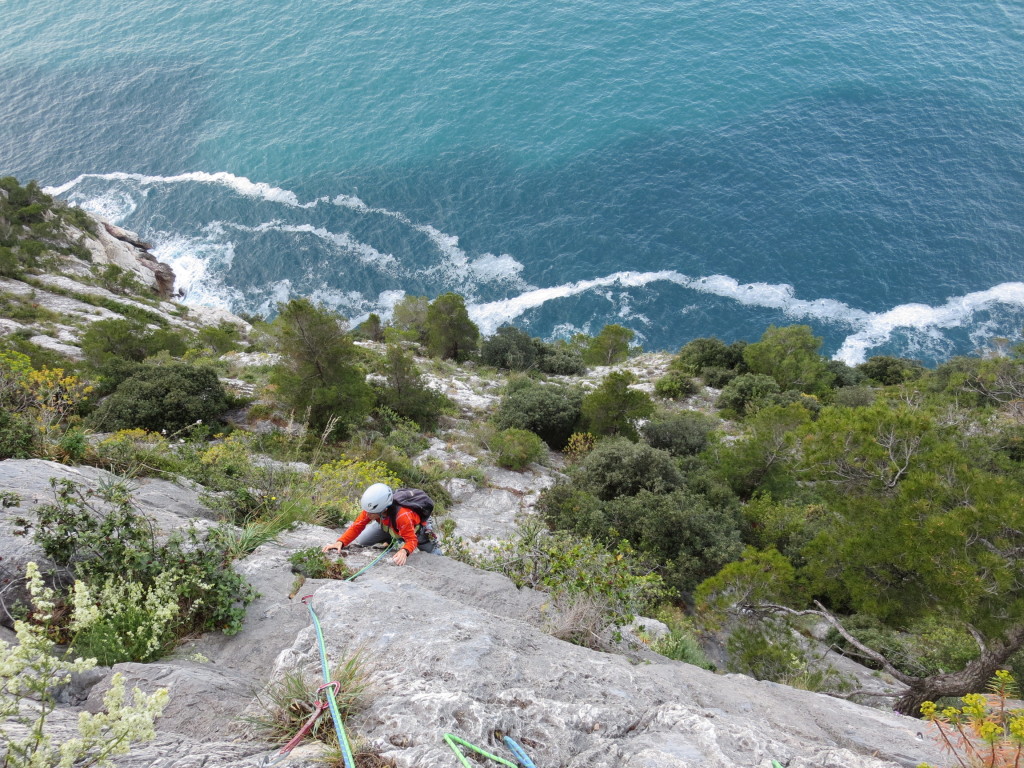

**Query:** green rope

left=771, top=761, right=785, bottom=767
left=345, top=541, right=397, bottom=581
left=304, top=597, right=356, bottom=768
left=443, top=734, right=518, bottom=768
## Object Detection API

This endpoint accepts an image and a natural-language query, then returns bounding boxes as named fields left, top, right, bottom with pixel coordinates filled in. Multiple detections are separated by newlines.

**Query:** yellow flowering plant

left=918, top=670, right=1024, bottom=768
left=311, top=458, right=401, bottom=525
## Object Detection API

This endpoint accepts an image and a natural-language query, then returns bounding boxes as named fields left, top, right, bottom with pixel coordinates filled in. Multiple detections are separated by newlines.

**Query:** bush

left=481, top=325, right=537, bottom=370
left=0, top=409, right=36, bottom=459
left=453, top=520, right=669, bottom=640
left=857, top=355, right=926, bottom=386
left=673, top=337, right=746, bottom=375
left=603, top=489, right=744, bottom=594
left=726, top=618, right=851, bottom=693
left=581, top=371, right=655, bottom=440
left=563, top=431, right=597, bottom=463
left=491, top=427, right=547, bottom=470
left=641, top=411, right=715, bottom=457
left=575, top=438, right=682, bottom=501
left=1, top=562, right=168, bottom=767
left=494, top=380, right=583, bottom=450
left=289, top=547, right=352, bottom=579
left=536, top=342, right=587, bottom=375
left=701, top=366, right=738, bottom=389
left=653, top=629, right=716, bottom=670
left=654, top=370, right=698, bottom=400
left=832, top=385, right=876, bottom=408
left=582, top=324, right=635, bottom=366
left=716, top=373, right=781, bottom=417
left=197, top=321, right=243, bottom=354
left=16, top=479, right=257, bottom=647
left=373, top=345, right=452, bottom=430
left=311, top=458, right=402, bottom=526
left=90, top=363, right=229, bottom=433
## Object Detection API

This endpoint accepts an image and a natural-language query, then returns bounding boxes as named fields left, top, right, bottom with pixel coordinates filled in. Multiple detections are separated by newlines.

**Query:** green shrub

left=653, top=630, right=716, bottom=670
left=68, top=574, right=182, bottom=664
left=16, top=478, right=257, bottom=644
left=603, top=489, right=744, bottom=594
left=1, top=561, right=168, bottom=768
left=289, top=547, right=352, bottom=579
left=701, top=366, right=738, bottom=389
left=673, top=337, right=746, bottom=376
left=824, top=614, right=977, bottom=678
left=374, top=344, right=452, bottom=430
left=0, top=409, right=36, bottom=459
left=481, top=325, right=537, bottom=370
left=494, top=380, right=583, bottom=449
left=654, top=370, right=698, bottom=400
left=832, top=385, right=876, bottom=408
left=581, top=371, right=654, bottom=440
left=538, top=483, right=604, bottom=533
left=455, top=520, right=669, bottom=635
left=574, top=438, right=682, bottom=500
left=90, top=362, right=228, bottom=433
left=80, top=318, right=164, bottom=365
left=857, top=355, right=926, bottom=386
left=491, top=427, right=547, bottom=470
left=716, top=373, right=781, bottom=417
left=641, top=411, right=715, bottom=457
left=726, top=618, right=851, bottom=693
left=582, top=324, right=635, bottom=366
left=197, top=321, right=243, bottom=354
left=536, top=341, right=587, bottom=375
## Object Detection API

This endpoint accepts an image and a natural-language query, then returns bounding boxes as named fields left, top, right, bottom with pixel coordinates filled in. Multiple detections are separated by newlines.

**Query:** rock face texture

left=84, top=221, right=175, bottom=300
left=0, top=459, right=942, bottom=768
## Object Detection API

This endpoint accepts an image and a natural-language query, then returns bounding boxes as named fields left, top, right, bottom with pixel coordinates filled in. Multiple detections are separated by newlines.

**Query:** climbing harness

left=443, top=733, right=539, bottom=768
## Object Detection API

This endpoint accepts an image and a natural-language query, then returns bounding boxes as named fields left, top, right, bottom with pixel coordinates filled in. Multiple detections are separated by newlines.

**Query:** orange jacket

left=337, top=506, right=422, bottom=555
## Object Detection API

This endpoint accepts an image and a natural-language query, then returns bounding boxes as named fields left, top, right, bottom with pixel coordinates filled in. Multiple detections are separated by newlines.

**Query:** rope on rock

left=345, top=541, right=397, bottom=581
left=502, top=736, right=538, bottom=768
left=443, top=733, right=539, bottom=768
left=302, top=594, right=357, bottom=768
left=443, top=734, right=518, bottom=768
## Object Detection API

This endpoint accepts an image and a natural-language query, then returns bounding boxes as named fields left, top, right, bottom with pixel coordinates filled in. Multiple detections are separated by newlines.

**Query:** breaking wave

left=46, top=171, right=1024, bottom=365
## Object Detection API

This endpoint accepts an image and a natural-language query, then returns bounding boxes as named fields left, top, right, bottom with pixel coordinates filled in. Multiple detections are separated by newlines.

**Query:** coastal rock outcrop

left=83, top=221, right=176, bottom=300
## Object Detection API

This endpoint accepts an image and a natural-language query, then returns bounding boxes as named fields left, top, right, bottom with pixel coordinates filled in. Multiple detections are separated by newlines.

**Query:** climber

left=322, top=483, right=440, bottom=565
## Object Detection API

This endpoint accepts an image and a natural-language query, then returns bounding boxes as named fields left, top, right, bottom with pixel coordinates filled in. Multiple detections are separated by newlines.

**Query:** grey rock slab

left=275, top=556, right=939, bottom=768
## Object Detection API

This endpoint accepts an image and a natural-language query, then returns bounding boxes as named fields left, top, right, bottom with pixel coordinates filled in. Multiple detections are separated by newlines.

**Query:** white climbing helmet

left=360, top=483, right=394, bottom=515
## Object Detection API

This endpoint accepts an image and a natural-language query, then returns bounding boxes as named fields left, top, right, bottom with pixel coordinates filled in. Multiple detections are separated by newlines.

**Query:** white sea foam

left=469, top=271, right=1024, bottom=364
left=227, top=221, right=399, bottom=273
left=45, top=172, right=1024, bottom=363
left=150, top=235, right=245, bottom=310
left=69, top=190, right=137, bottom=225
left=43, top=171, right=323, bottom=208
left=47, top=171, right=528, bottom=291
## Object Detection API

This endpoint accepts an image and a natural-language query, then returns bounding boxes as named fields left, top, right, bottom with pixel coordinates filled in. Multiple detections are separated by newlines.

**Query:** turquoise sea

left=2, top=0, right=1023, bottom=363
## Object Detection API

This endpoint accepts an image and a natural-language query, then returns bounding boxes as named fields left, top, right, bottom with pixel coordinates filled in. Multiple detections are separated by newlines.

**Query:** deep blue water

left=2, top=0, right=1023, bottom=363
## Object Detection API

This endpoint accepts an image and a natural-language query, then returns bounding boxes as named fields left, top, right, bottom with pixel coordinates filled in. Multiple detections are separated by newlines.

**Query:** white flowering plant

left=0, top=563, right=169, bottom=768
left=13, top=477, right=256, bottom=651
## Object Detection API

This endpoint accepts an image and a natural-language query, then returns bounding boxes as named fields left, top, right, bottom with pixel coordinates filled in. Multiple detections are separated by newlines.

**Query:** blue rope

left=502, top=736, right=538, bottom=768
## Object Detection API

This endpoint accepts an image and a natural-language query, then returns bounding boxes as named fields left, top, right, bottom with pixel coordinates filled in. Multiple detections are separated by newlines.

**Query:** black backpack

left=391, top=487, right=434, bottom=522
